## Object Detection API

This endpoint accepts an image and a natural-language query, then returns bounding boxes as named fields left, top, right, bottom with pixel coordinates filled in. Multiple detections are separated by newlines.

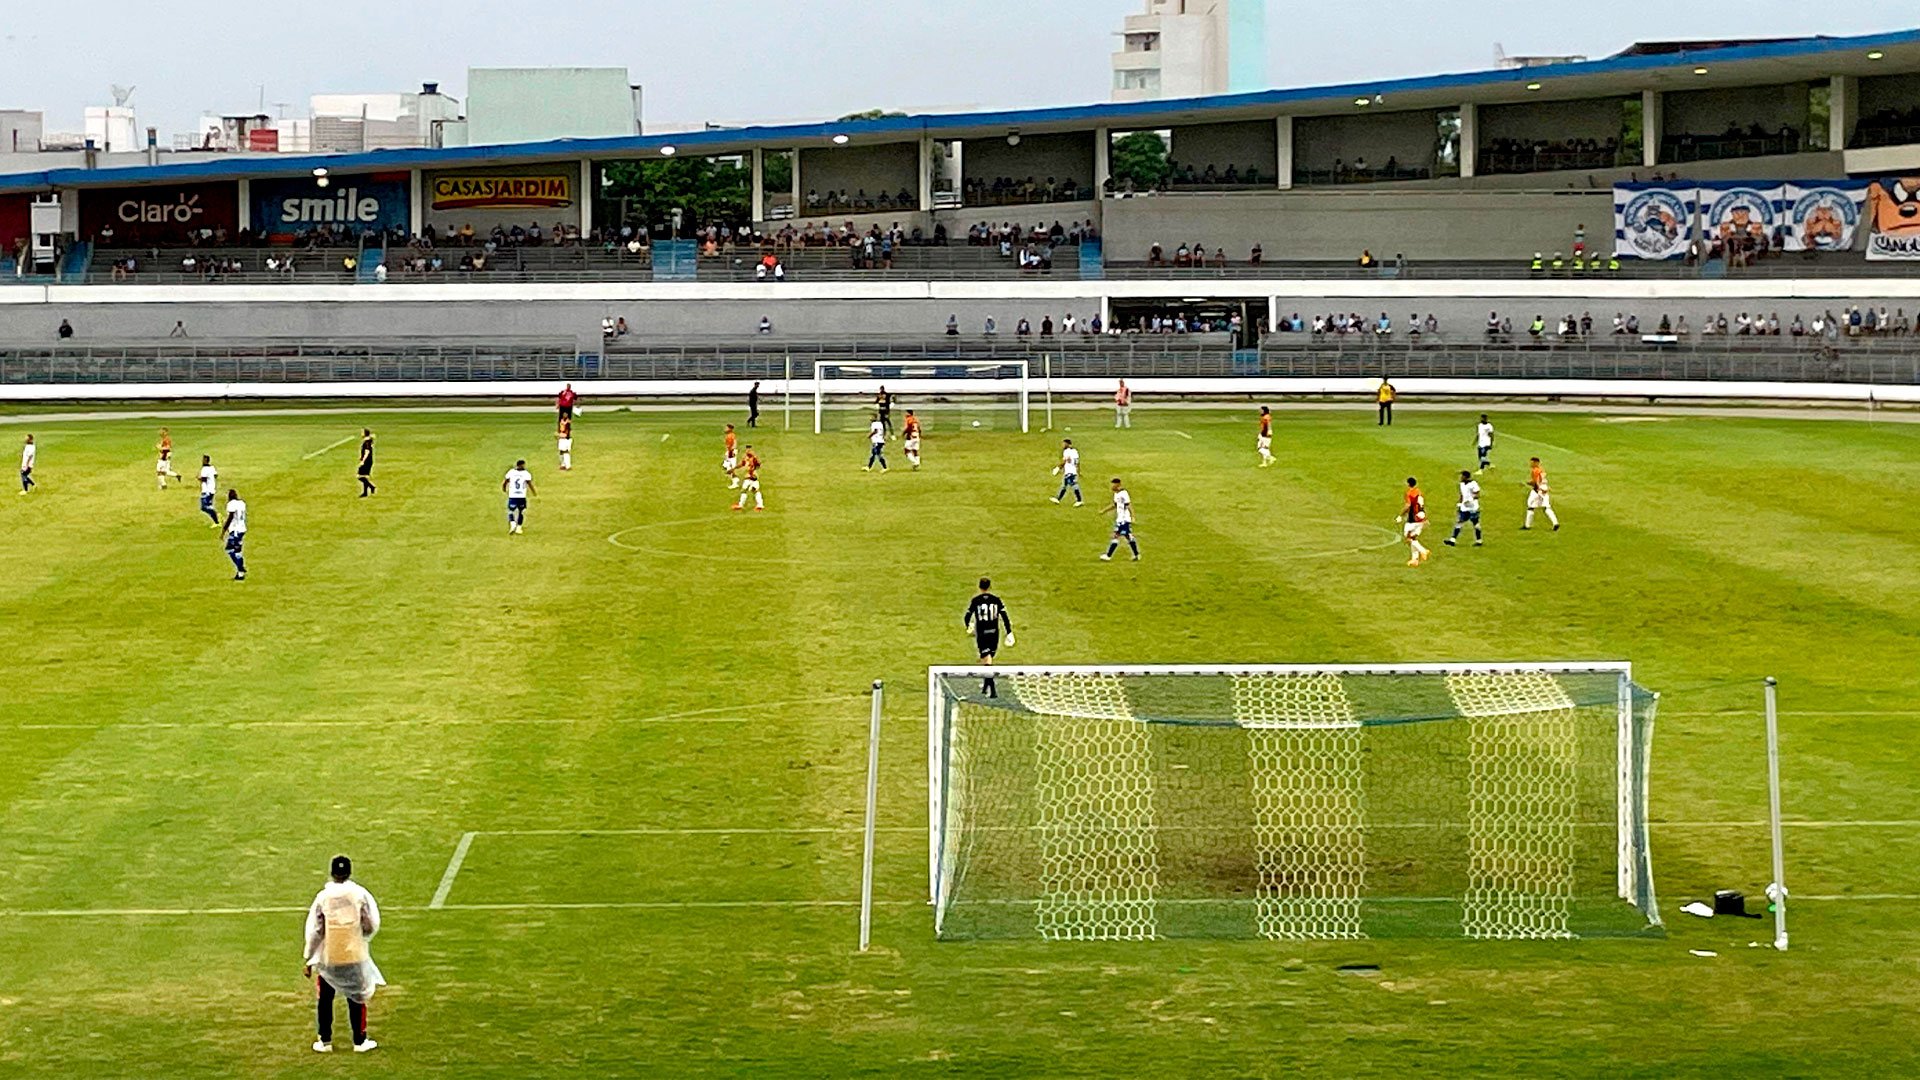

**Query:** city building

left=310, top=84, right=463, bottom=152
left=1111, top=0, right=1268, bottom=102
left=462, top=67, right=643, bottom=146
left=0, top=110, right=44, bottom=154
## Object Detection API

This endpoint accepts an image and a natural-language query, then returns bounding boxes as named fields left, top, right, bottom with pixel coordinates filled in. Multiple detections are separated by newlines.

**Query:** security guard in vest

left=1376, top=377, right=1396, bottom=426
left=1529, top=252, right=1544, bottom=274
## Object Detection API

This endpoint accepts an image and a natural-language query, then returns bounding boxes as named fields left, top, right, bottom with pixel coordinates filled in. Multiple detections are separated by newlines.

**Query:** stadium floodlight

left=927, top=663, right=1660, bottom=942
left=1526, top=82, right=1542, bottom=91
left=1867, top=50, right=1885, bottom=60
left=1693, top=67, right=1709, bottom=75
left=1007, top=129, right=1021, bottom=147
left=831, top=133, right=850, bottom=145
left=1353, top=97, right=1371, bottom=106
left=813, top=359, right=1028, bottom=434
left=660, top=145, right=677, bottom=156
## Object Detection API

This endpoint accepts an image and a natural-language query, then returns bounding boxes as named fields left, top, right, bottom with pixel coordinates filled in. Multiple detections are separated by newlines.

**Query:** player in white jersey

left=1523, top=457, right=1560, bottom=531
left=1101, top=477, right=1139, bottom=561
left=502, top=460, right=536, bottom=534
left=1475, top=414, right=1495, bottom=473
left=18, top=434, right=34, bottom=495
left=197, top=455, right=220, bottom=526
left=863, top=417, right=889, bottom=472
left=222, top=488, right=248, bottom=580
left=1444, top=469, right=1483, bottom=547
left=1050, top=438, right=1082, bottom=505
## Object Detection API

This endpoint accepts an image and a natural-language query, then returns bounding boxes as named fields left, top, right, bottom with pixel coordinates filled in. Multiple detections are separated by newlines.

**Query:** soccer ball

left=971, top=420, right=981, bottom=428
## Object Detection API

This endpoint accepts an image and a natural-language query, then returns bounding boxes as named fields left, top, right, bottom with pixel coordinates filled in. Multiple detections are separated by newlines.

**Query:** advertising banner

left=429, top=173, right=572, bottom=211
left=1697, top=182, right=1782, bottom=247
left=252, top=173, right=410, bottom=235
left=79, top=182, right=239, bottom=243
left=1613, top=185, right=1696, bottom=260
left=0, top=193, right=29, bottom=253
left=1780, top=182, right=1868, bottom=252
left=1865, top=177, right=1920, bottom=260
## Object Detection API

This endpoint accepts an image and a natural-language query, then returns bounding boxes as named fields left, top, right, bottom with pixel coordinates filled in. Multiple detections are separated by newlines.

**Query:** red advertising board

left=0, top=193, right=29, bottom=253
left=79, top=181, right=239, bottom=243
left=247, top=128, right=281, bottom=153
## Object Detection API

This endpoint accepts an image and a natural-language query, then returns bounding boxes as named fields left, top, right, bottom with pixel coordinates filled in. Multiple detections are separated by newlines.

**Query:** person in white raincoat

left=303, top=855, right=384, bottom=1053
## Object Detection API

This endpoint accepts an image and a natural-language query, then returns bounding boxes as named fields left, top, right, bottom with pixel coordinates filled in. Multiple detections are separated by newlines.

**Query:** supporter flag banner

left=1698, top=182, right=1783, bottom=248
left=1781, top=182, right=1868, bottom=252
left=429, top=174, right=572, bottom=210
left=253, top=174, right=410, bottom=235
left=1613, top=184, right=1697, bottom=260
left=1865, top=176, right=1920, bottom=260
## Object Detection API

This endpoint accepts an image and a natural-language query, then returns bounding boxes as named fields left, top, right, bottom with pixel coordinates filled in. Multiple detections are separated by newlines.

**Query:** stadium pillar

left=751, top=148, right=766, bottom=222
left=791, top=147, right=803, bottom=215
left=236, top=178, right=251, bottom=233
left=1828, top=75, right=1855, bottom=152
left=1275, top=116, right=1292, bottom=190
left=1458, top=102, right=1477, bottom=178
left=408, top=170, right=424, bottom=237
left=1094, top=128, right=1111, bottom=199
left=578, top=159, right=593, bottom=238
left=918, top=135, right=933, bottom=212
left=1641, top=90, right=1662, bottom=169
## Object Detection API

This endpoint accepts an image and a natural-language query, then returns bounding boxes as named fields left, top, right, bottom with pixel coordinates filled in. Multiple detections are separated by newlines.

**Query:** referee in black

left=964, top=577, right=1013, bottom=698
left=747, top=381, right=761, bottom=428
left=357, top=428, right=376, bottom=497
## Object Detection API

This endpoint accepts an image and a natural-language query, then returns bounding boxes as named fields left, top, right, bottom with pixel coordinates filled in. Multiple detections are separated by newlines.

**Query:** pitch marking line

left=1499, top=432, right=1577, bottom=455
left=428, top=831, right=477, bottom=909
left=300, top=435, right=356, bottom=460
left=1170, top=430, right=1194, bottom=440
left=13, top=694, right=863, bottom=731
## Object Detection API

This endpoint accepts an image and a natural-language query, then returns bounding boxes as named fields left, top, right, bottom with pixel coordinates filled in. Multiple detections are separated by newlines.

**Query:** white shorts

left=904, top=437, right=920, bottom=453
left=1257, top=435, right=1272, bottom=450
left=156, top=458, right=169, bottom=473
left=1403, top=521, right=1426, bottom=538
left=1528, top=490, right=1552, bottom=509
left=722, top=453, right=738, bottom=471
left=557, top=437, right=572, bottom=452
left=741, top=478, right=761, bottom=491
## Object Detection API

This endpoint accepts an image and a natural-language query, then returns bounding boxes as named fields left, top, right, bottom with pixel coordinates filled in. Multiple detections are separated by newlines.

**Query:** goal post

left=928, top=663, right=1660, bottom=942
left=814, top=360, right=1028, bottom=434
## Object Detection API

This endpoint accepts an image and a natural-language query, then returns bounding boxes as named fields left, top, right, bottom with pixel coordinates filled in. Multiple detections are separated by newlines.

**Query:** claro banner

left=252, top=173, right=409, bottom=235
left=429, top=174, right=572, bottom=210
left=79, top=182, right=239, bottom=242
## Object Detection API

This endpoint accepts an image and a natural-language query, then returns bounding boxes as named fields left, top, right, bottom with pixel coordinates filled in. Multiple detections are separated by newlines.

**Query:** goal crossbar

left=927, top=663, right=1657, bottom=942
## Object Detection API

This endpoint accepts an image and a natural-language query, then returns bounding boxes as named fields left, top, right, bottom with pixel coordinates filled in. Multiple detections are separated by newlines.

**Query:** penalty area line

left=428, top=831, right=477, bottom=909
left=1499, top=432, right=1577, bottom=456
left=301, top=435, right=356, bottom=460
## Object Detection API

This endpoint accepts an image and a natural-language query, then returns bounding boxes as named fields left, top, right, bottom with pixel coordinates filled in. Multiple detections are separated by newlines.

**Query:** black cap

left=330, top=855, right=352, bottom=881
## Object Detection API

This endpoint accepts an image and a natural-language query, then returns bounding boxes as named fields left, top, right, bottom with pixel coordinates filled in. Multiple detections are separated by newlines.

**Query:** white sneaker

left=312, top=1041, right=332, bottom=1053
left=1099, top=553, right=1112, bottom=561
left=354, top=1040, right=378, bottom=1053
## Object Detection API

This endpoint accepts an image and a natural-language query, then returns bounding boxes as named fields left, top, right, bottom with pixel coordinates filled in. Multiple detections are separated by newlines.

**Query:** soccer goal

left=928, top=663, right=1660, bottom=942
left=813, top=359, right=1028, bottom=434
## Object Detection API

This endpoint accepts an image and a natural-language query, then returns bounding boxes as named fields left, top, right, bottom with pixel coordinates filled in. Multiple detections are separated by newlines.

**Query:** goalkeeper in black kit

left=964, top=578, right=1014, bottom=698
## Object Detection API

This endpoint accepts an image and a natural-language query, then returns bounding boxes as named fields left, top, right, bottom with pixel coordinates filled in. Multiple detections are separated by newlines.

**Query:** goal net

left=928, top=664, right=1659, bottom=942
left=814, top=360, right=1028, bottom=434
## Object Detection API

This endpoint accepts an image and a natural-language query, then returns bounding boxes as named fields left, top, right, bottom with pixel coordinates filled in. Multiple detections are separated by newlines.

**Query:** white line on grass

left=13, top=694, right=864, bottom=731
left=1499, top=432, right=1577, bottom=455
left=1170, top=430, right=1194, bottom=440
left=428, top=831, right=477, bottom=909
left=300, top=435, right=356, bottom=460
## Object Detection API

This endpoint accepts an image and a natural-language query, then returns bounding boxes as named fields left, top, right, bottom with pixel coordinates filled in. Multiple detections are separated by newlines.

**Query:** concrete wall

left=1293, top=110, right=1439, bottom=173
left=1664, top=83, right=1813, bottom=139
left=797, top=144, right=918, bottom=204
left=962, top=132, right=1094, bottom=190
left=423, top=162, right=581, bottom=234
left=1101, top=190, right=1609, bottom=260
left=1168, top=120, right=1277, bottom=177
left=3, top=297, right=1103, bottom=341
left=1479, top=97, right=1628, bottom=146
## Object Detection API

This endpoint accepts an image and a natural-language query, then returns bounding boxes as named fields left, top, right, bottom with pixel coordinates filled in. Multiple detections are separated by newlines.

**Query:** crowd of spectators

left=1143, top=241, right=1266, bottom=268
left=936, top=311, right=1239, bottom=338
left=1479, top=136, right=1622, bottom=175
left=961, top=176, right=1085, bottom=206
left=1855, top=105, right=1920, bottom=148
left=1662, top=122, right=1801, bottom=163
left=804, top=188, right=917, bottom=213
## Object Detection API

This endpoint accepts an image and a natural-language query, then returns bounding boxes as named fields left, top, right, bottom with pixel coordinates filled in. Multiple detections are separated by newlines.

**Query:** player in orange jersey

left=722, top=424, right=740, bottom=489
left=556, top=415, right=573, bottom=471
left=155, top=427, right=182, bottom=489
left=902, top=410, right=922, bottom=469
left=732, top=446, right=764, bottom=511
left=1523, top=456, right=1560, bottom=531
left=1256, top=406, right=1274, bottom=467
left=1397, top=476, right=1431, bottom=566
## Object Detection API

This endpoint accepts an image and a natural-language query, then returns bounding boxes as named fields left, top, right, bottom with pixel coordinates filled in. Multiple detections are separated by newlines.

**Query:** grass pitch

left=1, top=402, right=1918, bottom=1077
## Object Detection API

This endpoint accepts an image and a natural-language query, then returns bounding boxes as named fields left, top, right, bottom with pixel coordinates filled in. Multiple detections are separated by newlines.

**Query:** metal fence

left=5, top=335, right=1918, bottom=387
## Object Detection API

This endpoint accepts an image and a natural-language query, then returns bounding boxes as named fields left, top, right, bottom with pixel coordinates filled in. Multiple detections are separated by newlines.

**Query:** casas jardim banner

left=429, top=174, right=573, bottom=211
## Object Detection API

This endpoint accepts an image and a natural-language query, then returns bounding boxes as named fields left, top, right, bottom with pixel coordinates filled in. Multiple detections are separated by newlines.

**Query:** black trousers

left=1378, top=403, right=1393, bottom=425
left=317, top=976, right=368, bottom=1045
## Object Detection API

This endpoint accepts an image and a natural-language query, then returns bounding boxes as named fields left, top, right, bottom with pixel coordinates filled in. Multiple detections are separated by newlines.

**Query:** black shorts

left=975, top=633, right=999, bottom=659
left=357, top=462, right=373, bottom=476
left=558, top=405, right=574, bottom=420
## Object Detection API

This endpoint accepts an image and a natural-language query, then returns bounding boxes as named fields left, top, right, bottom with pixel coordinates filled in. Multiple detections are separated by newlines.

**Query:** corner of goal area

left=422, top=826, right=881, bottom=913
left=925, top=665, right=1663, bottom=943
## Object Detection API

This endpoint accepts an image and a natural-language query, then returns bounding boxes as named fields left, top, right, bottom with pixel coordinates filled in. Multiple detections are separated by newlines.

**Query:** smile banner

left=429, top=174, right=572, bottom=210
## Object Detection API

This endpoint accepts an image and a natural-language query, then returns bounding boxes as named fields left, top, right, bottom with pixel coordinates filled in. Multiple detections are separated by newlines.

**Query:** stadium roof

left=3, top=28, right=1917, bottom=194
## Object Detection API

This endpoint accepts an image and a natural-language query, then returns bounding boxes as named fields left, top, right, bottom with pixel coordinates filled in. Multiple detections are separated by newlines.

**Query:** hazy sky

left=1, top=1, right=1911, bottom=139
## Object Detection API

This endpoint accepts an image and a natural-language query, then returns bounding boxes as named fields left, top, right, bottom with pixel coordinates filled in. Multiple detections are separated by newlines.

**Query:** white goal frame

left=813, top=359, right=1029, bottom=434
left=926, top=662, right=1651, bottom=939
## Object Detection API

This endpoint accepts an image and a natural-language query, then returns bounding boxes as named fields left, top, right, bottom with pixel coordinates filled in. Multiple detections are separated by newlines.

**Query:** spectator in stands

left=602, top=317, right=616, bottom=340
left=758, top=315, right=773, bottom=335
left=341, top=254, right=357, bottom=274
left=1148, top=243, right=1164, bottom=267
left=1357, top=249, right=1376, bottom=268
left=1484, top=311, right=1501, bottom=338
left=1790, top=314, right=1806, bottom=337
left=1250, top=243, right=1263, bottom=265
left=1210, top=248, right=1227, bottom=268
left=1528, top=315, right=1545, bottom=340
left=1016, top=317, right=1031, bottom=339
left=946, top=315, right=960, bottom=337
left=1040, top=316, right=1055, bottom=338
left=373, top=262, right=388, bottom=283
left=57, top=319, right=73, bottom=340
left=984, top=316, right=997, bottom=336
